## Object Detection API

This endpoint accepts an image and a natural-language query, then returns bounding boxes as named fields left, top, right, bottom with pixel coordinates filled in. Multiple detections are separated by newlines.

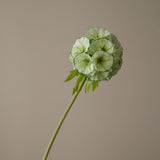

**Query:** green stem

left=43, top=77, right=86, bottom=160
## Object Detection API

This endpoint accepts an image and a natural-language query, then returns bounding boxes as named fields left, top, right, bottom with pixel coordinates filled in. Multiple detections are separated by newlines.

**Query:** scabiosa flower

left=68, top=27, right=123, bottom=87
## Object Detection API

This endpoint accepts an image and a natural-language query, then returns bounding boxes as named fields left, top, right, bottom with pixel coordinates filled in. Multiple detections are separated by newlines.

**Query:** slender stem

left=43, top=77, right=86, bottom=160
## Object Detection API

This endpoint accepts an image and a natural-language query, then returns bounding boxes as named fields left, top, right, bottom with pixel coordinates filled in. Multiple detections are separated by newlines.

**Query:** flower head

left=65, top=27, right=123, bottom=93
left=69, top=27, right=123, bottom=81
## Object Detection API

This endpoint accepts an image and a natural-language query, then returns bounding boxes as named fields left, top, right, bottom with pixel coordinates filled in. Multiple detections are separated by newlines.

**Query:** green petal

left=71, top=37, right=90, bottom=57
left=89, top=71, right=110, bottom=81
left=91, top=51, right=113, bottom=72
left=87, top=39, right=106, bottom=55
left=104, top=40, right=115, bottom=54
left=107, top=46, right=114, bottom=54
left=106, top=33, right=123, bottom=51
left=74, top=53, right=93, bottom=75
left=87, top=39, right=114, bottom=55
left=85, top=28, right=110, bottom=40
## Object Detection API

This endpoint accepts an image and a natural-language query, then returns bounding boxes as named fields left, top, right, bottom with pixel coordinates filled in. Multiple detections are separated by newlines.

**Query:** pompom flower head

left=65, top=27, right=123, bottom=93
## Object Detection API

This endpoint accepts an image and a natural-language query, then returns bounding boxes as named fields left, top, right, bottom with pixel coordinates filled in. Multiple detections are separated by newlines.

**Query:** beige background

left=0, top=0, right=160, bottom=160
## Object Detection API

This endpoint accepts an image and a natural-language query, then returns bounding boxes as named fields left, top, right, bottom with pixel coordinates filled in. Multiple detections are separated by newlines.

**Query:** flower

left=91, top=51, right=113, bottom=72
left=69, top=37, right=89, bottom=63
left=85, top=28, right=110, bottom=40
left=69, top=27, right=123, bottom=81
left=74, top=53, right=93, bottom=74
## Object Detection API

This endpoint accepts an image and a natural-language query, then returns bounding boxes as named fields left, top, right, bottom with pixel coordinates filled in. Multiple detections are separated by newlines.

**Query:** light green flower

left=68, top=27, right=123, bottom=84
left=87, top=38, right=114, bottom=56
left=91, top=51, right=113, bottom=72
left=71, top=37, right=89, bottom=58
left=85, top=27, right=110, bottom=40
left=88, top=71, right=110, bottom=81
left=74, top=53, right=93, bottom=75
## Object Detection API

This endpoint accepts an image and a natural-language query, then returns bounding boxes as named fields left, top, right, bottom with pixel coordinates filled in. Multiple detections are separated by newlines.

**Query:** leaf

left=72, top=75, right=85, bottom=95
left=85, top=80, right=92, bottom=93
left=64, top=70, right=79, bottom=82
left=92, top=81, right=99, bottom=92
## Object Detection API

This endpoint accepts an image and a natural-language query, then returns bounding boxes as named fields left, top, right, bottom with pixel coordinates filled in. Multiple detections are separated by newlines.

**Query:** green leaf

left=64, top=70, right=79, bottom=82
left=72, top=75, right=84, bottom=95
left=92, top=81, right=99, bottom=92
left=85, top=80, right=92, bottom=93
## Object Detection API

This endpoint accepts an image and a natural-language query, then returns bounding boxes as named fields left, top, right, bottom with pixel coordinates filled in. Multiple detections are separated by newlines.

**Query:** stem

left=43, top=77, right=86, bottom=160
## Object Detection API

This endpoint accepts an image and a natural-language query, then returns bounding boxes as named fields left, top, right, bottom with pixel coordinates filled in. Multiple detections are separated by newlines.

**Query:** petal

left=104, top=39, right=114, bottom=53
left=98, top=28, right=110, bottom=38
left=89, top=71, right=110, bottom=81
left=85, top=28, right=110, bottom=40
left=91, top=51, right=113, bottom=72
left=107, top=33, right=123, bottom=51
left=107, top=46, right=115, bottom=54
left=74, top=53, right=93, bottom=75
left=71, top=37, right=90, bottom=57
left=88, top=39, right=106, bottom=55
left=88, top=39, right=114, bottom=55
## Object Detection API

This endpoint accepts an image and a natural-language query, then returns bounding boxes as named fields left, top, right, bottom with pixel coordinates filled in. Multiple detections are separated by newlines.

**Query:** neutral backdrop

left=0, top=0, right=160, bottom=160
